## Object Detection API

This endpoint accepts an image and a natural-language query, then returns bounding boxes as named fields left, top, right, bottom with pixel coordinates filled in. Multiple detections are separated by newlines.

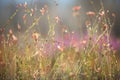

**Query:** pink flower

left=23, top=14, right=27, bottom=21
left=72, top=6, right=81, bottom=16
left=32, top=32, right=39, bottom=42
left=103, top=24, right=108, bottom=30
left=0, top=28, right=5, bottom=33
left=62, top=27, right=68, bottom=33
left=12, top=34, right=18, bottom=44
left=85, top=20, right=91, bottom=27
left=99, top=11, right=105, bottom=16
left=30, top=8, right=34, bottom=16
left=44, top=5, right=48, bottom=12
left=55, top=16, right=60, bottom=23
left=17, top=23, right=21, bottom=31
left=9, top=29, right=13, bottom=35
left=17, top=3, right=22, bottom=8
left=57, top=45, right=64, bottom=52
left=23, top=2, right=27, bottom=8
left=86, top=11, right=95, bottom=16
left=72, top=6, right=81, bottom=11
left=80, top=40, right=87, bottom=45
left=112, top=13, right=116, bottom=17
left=40, top=8, right=46, bottom=15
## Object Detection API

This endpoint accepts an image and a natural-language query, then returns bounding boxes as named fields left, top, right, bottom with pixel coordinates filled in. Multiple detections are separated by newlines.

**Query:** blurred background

left=0, top=0, right=120, bottom=38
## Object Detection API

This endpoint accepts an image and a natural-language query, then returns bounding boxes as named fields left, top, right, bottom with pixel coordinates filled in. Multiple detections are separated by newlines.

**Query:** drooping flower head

left=23, top=2, right=27, bottom=8
left=55, top=16, right=60, bottom=23
left=9, top=29, right=13, bottom=35
left=72, top=6, right=81, bottom=16
left=86, top=11, right=95, bottom=17
left=40, top=8, right=46, bottom=15
left=17, top=23, right=21, bottom=31
left=72, top=6, right=81, bottom=12
left=32, top=32, right=40, bottom=42
left=12, top=34, right=18, bottom=44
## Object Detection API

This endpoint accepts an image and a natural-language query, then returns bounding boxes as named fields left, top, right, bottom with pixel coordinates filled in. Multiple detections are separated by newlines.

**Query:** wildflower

left=31, top=8, right=34, bottom=13
left=32, top=51, right=39, bottom=57
left=72, top=6, right=81, bottom=16
left=44, top=5, right=48, bottom=13
left=33, top=70, right=38, bottom=79
left=23, top=14, right=27, bottom=21
left=17, top=23, right=21, bottom=31
left=103, top=43, right=107, bottom=47
left=112, top=13, right=116, bottom=17
left=40, top=8, right=45, bottom=15
left=17, top=3, right=22, bottom=8
left=72, top=31, right=74, bottom=34
left=62, top=27, right=68, bottom=33
left=64, top=30, right=68, bottom=33
left=86, top=11, right=95, bottom=16
left=103, top=24, right=108, bottom=30
left=82, top=40, right=87, bottom=44
left=55, top=16, right=60, bottom=23
left=85, top=20, right=91, bottom=27
left=30, top=8, right=34, bottom=16
left=96, top=67, right=101, bottom=73
left=57, top=45, right=64, bottom=52
left=107, top=10, right=109, bottom=13
left=12, top=34, right=18, bottom=44
left=9, top=29, right=13, bottom=35
left=23, top=2, right=27, bottom=8
left=0, top=28, right=5, bottom=33
left=72, top=6, right=81, bottom=12
left=99, top=11, right=105, bottom=16
left=80, top=40, right=87, bottom=45
left=32, top=32, right=40, bottom=42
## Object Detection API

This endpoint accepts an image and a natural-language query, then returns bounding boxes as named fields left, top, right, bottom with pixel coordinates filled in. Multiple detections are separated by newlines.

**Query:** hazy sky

left=0, top=0, right=120, bottom=37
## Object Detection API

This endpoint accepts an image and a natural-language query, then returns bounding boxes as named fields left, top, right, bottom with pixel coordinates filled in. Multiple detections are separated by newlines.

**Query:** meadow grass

left=0, top=1, right=120, bottom=80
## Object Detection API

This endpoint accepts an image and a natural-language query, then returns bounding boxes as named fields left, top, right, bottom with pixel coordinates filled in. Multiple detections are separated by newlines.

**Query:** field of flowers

left=0, top=1, right=120, bottom=80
